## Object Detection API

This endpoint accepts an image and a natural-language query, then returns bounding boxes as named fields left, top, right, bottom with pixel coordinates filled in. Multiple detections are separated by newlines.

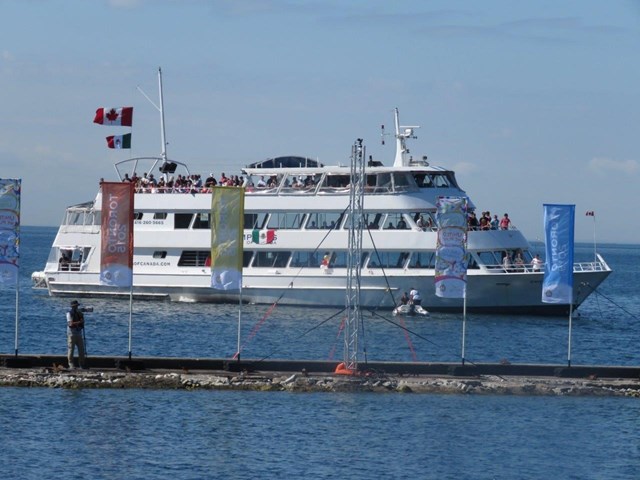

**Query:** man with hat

left=67, top=300, right=86, bottom=369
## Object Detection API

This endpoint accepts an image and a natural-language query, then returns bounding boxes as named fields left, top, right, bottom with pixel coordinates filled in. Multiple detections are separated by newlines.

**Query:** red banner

left=100, top=182, right=134, bottom=287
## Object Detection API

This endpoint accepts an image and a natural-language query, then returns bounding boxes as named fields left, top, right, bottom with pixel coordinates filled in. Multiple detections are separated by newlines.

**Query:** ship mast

left=158, top=67, right=168, bottom=161
left=392, top=107, right=420, bottom=167
left=137, top=67, right=169, bottom=162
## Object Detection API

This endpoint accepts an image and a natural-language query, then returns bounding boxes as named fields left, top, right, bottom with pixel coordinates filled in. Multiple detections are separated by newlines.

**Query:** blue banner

left=542, top=204, right=575, bottom=304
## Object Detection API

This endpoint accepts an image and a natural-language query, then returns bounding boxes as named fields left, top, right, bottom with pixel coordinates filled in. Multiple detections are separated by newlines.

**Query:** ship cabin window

left=392, top=173, right=413, bottom=192
left=245, top=174, right=280, bottom=194
left=307, top=212, right=344, bottom=230
left=364, top=174, right=391, bottom=193
left=384, top=213, right=409, bottom=230
left=58, top=247, right=91, bottom=271
left=245, top=213, right=269, bottom=230
left=324, top=251, right=368, bottom=269
left=319, top=174, right=350, bottom=192
left=153, top=212, right=168, bottom=220
left=192, top=212, right=210, bottom=229
left=175, top=213, right=194, bottom=229
left=375, top=173, right=392, bottom=193
left=253, top=251, right=291, bottom=268
left=243, top=251, right=253, bottom=267
left=477, top=251, right=502, bottom=269
left=368, top=251, right=409, bottom=269
left=279, top=174, right=321, bottom=194
left=266, top=212, right=305, bottom=230
left=408, top=252, right=435, bottom=269
left=93, top=211, right=101, bottom=225
left=290, top=251, right=320, bottom=267
left=412, top=212, right=435, bottom=231
left=153, top=251, right=167, bottom=259
left=177, top=250, right=209, bottom=267
left=134, top=212, right=143, bottom=220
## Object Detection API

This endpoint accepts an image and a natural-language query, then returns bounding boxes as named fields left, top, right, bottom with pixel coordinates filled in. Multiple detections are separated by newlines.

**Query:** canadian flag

left=94, top=107, right=133, bottom=126
left=585, top=211, right=595, bottom=217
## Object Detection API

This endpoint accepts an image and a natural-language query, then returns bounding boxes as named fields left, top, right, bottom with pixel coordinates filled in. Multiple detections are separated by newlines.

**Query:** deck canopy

left=246, top=156, right=324, bottom=169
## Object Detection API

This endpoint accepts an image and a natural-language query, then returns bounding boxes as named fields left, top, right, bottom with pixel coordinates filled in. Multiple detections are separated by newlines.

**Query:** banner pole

left=128, top=287, right=133, bottom=359
left=567, top=303, right=573, bottom=367
left=461, top=295, right=467, bottom=365
left=14, top=286, right=19, bottom=356
left=237, top=287, right=242, bottom=362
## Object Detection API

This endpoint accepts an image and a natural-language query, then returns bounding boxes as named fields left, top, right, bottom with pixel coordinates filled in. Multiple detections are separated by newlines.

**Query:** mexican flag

left=94, top=107, right=133, bottom=126
left=252, top=229, right=275, bottom=244
left=106, top=133, right=132, bottom=149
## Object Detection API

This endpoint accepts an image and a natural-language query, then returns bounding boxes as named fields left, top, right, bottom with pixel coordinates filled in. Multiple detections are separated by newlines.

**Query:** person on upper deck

left=500, top=213, right=511, bottom=230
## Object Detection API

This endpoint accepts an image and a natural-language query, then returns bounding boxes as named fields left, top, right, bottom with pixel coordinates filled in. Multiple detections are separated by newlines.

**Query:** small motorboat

left=392, top=303, right=429, bottom=317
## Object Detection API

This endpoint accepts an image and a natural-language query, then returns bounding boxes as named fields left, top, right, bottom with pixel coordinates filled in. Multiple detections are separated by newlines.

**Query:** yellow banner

left=210, top=187, right=244, bottom=290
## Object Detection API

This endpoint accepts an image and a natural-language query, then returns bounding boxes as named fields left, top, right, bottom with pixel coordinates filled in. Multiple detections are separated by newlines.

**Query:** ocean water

left=1, top=227, right=639, bottom=479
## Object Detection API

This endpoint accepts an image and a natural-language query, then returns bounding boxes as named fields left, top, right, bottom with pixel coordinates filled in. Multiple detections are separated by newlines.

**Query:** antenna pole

left=158, top=67, right=168, bottom=161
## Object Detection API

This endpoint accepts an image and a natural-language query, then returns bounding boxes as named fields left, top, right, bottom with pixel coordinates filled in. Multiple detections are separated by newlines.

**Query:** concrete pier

left=1, top=354, right=639, bottom=396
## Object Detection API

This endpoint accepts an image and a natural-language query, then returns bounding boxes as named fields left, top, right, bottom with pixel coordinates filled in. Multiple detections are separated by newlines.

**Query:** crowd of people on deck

left=121, top=172, right=245, bottom=193
left=467, top=211, right=512, bottom=231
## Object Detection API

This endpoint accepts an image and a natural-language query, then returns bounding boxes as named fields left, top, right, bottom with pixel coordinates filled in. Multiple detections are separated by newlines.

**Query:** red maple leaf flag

left=94, top=107, right=133, bottom=126
left=585, top=211, right=595, bottom=217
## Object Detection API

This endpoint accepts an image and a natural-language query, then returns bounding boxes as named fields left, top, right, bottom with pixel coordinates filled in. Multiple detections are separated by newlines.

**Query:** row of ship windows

left=134, top=211, right=433, bottom=231
left=173, top=249, right=533, bottom=269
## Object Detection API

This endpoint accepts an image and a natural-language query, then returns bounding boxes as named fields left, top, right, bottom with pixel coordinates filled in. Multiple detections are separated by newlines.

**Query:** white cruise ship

left=32, top=109, right=611, bottom=315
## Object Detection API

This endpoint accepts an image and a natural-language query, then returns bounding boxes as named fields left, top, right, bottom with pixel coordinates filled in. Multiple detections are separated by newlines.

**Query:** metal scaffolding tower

left=343, top=138, right=366, bottom=372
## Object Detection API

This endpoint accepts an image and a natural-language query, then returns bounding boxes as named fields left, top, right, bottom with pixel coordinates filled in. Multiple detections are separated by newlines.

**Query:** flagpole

left=567, top=303, right=573, bottom=367
left=592, top=214, right=597, bottom=264
left=237, top=286, right=242, bottom=362
left=461, top=295, right=467, bottom=365
left=158, top=67, right=168, bottom=161
left=128, top=287, right=133, bottom=360
left=14, top=285, right=19, bottom=356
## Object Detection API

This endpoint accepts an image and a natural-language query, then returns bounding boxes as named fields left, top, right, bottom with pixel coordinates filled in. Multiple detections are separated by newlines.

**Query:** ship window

left=244, top=212, right=269, bottom=230
left=266, top=212, right=305, bottom=230
left=290, top=251, right=321, bottom=267
left=307, top=212, right=344, bottom=230
left=243, top=251, right=253, bottom=267
left=153, top=212, right=168, bottom=220
left=153, top=251, right=167, bottom=259
left=384, top=213, right=408, bottom=230
left=408, top=252, right=435, bottom=269
left=368, top=251, right=409, bottom=269
left=193, top=212, right=210, bottom=229
left=477, top=251, right=500, bottom=268
left=319, top=174, right=350, bottom=192
left=376, top=173, right=392, bottom=192
left=432, top=174, right=451, bottom=188
left=175, top=213, right=193, bottom=229
left=134, top=212, right=143, bottom=220
left=177, top=250, right=209, bottom=267
left=253, top=251, right=291, bottom=268
left=93, top=212, right=101, bottom=225
left=392, top=173, right=411, bottom=191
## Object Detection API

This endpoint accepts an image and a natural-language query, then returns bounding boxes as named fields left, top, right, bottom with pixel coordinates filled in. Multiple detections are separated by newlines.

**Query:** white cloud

left=588, top=157, right=639, bottom=175
left=452, top=161, right=478, bottom=174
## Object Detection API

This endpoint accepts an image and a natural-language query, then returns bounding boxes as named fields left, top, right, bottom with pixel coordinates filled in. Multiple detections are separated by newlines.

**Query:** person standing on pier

left=67, top=300, right=86, bottom=369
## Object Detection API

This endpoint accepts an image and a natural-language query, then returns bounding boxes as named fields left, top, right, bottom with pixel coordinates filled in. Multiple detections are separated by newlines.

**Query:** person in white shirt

left=409, top=287, right=422, bottom=306
left=531, top=254, right=543, bottom=272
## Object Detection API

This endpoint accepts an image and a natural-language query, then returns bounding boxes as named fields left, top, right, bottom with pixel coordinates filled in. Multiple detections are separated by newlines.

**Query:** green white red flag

left=106, top=133, right=132, bottom=149
left=94, top=107, right=133, bottom=126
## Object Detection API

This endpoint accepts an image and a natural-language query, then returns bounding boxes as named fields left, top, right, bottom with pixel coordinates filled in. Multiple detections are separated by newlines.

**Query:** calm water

left=1, top=227, right=639, bottom=479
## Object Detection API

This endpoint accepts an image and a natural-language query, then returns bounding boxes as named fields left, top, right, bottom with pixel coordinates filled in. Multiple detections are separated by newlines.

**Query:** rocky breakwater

left=0, top=367, right=639, bottom=396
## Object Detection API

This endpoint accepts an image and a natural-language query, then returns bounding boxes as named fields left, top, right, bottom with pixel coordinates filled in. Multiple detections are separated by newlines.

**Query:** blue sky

left=1, top=0, right=639, bottom=243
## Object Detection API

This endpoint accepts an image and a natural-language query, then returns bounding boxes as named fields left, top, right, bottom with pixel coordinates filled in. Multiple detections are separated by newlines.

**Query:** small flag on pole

left=585, top=211, right=595, bottom=216
left=106, top=134, right=132, bottom=149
